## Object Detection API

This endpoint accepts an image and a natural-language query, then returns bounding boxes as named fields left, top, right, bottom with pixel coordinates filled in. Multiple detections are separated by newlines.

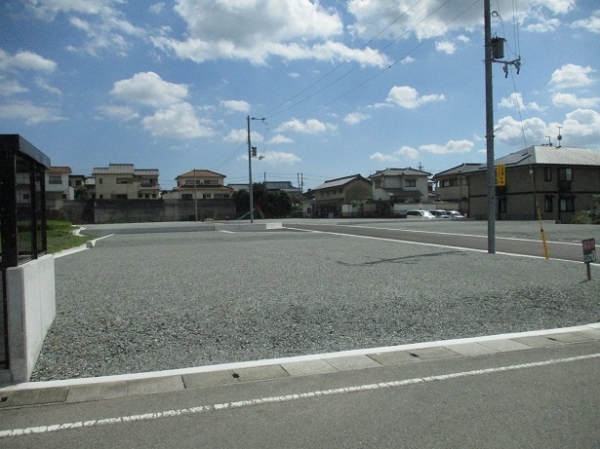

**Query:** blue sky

left=1, top=0, right=598, bottom=191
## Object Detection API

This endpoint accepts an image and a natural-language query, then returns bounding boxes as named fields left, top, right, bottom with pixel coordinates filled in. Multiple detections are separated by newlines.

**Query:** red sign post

left=582, top=238, right=596, bottom=280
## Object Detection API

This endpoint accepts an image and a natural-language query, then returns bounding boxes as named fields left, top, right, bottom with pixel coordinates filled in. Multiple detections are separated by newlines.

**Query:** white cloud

left=0, top=100, right=66, bottom=125
left=97, top=105, right=140, bottom=121
left=268, top=134, right=294, bottom=144
left=401, top=56, right=415, bottom=64
left=552, top=93, right=600, bottom=108
left=34, top=77, right=62, bottom=95
left=111, top=72, right=189, bottom=108
left=223, top=128, right=263, bottom=143
left=385, top=86, right=445, bottom=109
left=549, top=64, right=595, bottom=89
left=572, top=10, right=600, bottom=34
left=347, top=0, right=575, bottom=42
left=141, top=103, right=214, bottom=138
left=0, top=79, right=28, bottom=96
left=151, top=0, right=388, bottom=66
left=522, top=18, right=560, bottom=33
left=109, top=72, right=215, bottom=139
left=220, top=100, right=250, bottom=113
left=435, top=41, right=456, bottom=54
left=25, top=0, right=145, bottom=56
left=276, top=118, right=337, bottom=134
left=420, top=140, right=474, bottom=154
left=344, top=112, right=371, bottom=125
left=260, top=151, right=301, bottom=165
left=0, top=50, right=57, bottom=72
left=498, top=93, right=544, bottom=112
left=495, top=109, right=600, bottom=147
left=150, top=3, right=165, bottom=14
left=369, top=145, right=419, bottom=162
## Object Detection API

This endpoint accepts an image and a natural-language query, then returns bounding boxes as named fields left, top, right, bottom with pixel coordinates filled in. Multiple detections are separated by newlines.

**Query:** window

left=182, top=194, right=193, bottom=200
left=374, top=179, right=381, bottom=189
left=544, top=196, right=553, bottom=212
left=116, top=178, right=130, bottom=184
left=560, top=197, right=574, bottom=212
left=442, top=180, right=451, bottom=187
left=99, top=178, right=103, bottom=184
left=498, top=197, right=507, bottom=213
left=49, top=175, right=62, bottom=184
left=557, top=167, right=572, bottom=182
left=405, top=179, right=416, bottom=188
left=543, top=167, right=552, bottom=182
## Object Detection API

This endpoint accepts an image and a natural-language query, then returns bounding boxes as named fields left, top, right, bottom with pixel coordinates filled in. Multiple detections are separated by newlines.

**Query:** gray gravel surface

left=31, top=224, right=600, bottom=381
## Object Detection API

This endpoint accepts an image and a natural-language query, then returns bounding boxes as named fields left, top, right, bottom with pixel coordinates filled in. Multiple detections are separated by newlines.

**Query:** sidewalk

left=2, top=323, right=599, bottom=409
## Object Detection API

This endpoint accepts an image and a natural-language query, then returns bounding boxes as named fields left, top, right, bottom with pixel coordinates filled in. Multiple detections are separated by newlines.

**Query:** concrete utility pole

left=484, top=0, right=496, bottom=254
left=247, top=116, right=265, bottom=223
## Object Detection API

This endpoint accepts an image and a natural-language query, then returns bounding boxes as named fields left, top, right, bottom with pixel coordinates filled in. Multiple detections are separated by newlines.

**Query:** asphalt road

left=2, top=341, right=599, bottom=448
left=281, top=219, right=599, bottom=262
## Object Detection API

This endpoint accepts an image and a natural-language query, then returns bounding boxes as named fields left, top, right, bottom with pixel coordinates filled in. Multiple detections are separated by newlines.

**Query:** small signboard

left=582, top=238, right=596, bottom=263
left=495, top=164, right=506, bottom=186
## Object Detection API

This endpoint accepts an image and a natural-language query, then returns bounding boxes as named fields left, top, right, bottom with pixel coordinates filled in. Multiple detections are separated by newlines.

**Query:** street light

left=247, top=115, right=265, bottom=223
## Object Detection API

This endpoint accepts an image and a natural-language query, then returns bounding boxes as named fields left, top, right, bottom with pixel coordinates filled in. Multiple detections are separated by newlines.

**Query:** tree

left=74, top=186, right=90, bottom=201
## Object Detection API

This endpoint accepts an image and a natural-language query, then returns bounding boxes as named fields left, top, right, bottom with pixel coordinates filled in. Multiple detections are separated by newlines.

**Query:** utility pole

left=484, top=0, right=495, bottom=254
left=247, top=115, right=265, bottom=223
left=484, top=1, right=521, bottom=253
left=194, top=168, right=198, bottom=222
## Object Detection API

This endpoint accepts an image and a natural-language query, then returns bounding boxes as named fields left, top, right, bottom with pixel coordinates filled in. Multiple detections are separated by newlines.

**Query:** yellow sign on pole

left=496, top=164, right=506, bottom=186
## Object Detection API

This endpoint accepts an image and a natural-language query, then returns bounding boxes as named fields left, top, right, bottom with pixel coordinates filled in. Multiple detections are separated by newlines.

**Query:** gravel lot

left=31, top=221, right=600, bottom=381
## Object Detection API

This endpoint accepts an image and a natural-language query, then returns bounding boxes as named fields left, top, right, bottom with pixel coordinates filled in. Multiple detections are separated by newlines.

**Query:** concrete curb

left=1, top=323, right=599, bottom=408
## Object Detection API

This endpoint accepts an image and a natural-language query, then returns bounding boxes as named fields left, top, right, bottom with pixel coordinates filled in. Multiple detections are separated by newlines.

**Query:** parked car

left=447, top=210, right=465, bottom=219
left=406, top=209, right=435, bottom=219
left=429, top=210, right=450, bottom=219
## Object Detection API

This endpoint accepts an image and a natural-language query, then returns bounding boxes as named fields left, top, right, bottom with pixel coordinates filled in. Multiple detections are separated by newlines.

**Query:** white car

left=406, top=209, right=435, bottom=219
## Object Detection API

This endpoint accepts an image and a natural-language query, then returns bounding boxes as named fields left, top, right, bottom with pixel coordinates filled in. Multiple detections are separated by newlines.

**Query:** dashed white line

left=2, top=353, right=599, bottom=439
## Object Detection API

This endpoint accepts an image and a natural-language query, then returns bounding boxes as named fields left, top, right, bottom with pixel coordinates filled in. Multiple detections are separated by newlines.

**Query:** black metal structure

left=0, top=134, right=51, bottom=369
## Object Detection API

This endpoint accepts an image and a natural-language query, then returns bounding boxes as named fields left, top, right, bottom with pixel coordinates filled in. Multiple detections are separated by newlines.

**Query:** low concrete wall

left=6, top=255, right=56, bottom=383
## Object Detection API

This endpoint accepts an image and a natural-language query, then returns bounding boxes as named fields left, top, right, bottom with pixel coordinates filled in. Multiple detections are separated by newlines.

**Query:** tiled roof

left=369, top=167, right=431, bottom=178
left=433, top=163, right=480, bottom=178
left=474, top=146, right=600, bottom=171
left=313, top=174, right=370, bottom=190
left=93, top=164, right=158, bottom=175
left=177, top=169, right=226, bottom=179
left=382, top=188, right=422, bottom=198
left=47, top=166, right=72, bottom=174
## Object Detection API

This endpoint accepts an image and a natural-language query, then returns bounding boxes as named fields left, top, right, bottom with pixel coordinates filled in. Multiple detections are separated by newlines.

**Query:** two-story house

left=228, top=181, right=302, bottom=196
left=468, top=145, right=600, bottom=222
left=309, top=174, right=372, bottom=218
left=163, top=169, right=233, bottom=200
left=45, top=166, right=73, bottom=208
left=93, top=164, right=160, bottom=200
left=367, top=167, right=432, bottom=216
left=432, top=163, right=480, bottom=215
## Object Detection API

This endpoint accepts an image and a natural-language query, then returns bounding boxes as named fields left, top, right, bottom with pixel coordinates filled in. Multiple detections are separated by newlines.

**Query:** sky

left=1, top=0, right=598, bottom=191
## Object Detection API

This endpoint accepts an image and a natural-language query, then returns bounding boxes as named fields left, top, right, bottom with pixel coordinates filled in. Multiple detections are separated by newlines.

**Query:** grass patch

left=46, top=220, right=93, bottom=254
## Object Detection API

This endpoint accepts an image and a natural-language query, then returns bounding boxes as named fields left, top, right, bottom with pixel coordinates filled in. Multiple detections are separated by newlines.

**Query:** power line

left=259, top=0, right=426, bottom=119
left=293, top=0, right=482, bottom=120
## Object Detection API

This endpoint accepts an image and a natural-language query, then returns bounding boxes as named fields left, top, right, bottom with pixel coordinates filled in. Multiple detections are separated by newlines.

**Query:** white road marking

left=283, top=226, right=598, bottom=265
left=2, top=353, right=599, bottom=439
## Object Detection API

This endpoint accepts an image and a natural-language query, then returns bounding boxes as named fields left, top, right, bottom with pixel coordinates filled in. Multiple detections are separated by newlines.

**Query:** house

left=163, top=169, right=233, bottom=200
left=467, top=145, right=600, bottom=222
left=432, top=163, right=480, bottom=215
left=309, top=174, right=372, bottom=218
left=45, top=166, right=73, bottom=208
left=367, top=167, right=432, bottom=216
left=92, top=164, right=160, bottom=200
left=228, top=181, right=302, bottom=196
